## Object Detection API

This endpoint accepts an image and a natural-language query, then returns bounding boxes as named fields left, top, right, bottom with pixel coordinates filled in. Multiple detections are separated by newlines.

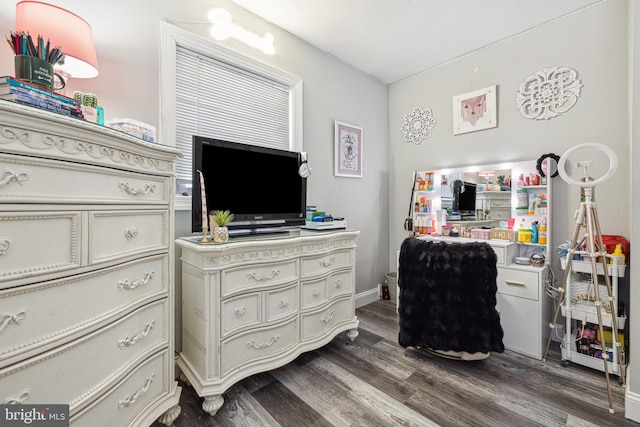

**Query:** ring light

left=536, top=153, right=560, bottom=178
left=557, top=143, right=617, bottom=188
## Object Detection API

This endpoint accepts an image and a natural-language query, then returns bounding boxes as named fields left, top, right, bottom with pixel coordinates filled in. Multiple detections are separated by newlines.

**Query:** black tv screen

left=453, top=181, right=477, bottom=214
left=192, top=137, right=307, bottom=234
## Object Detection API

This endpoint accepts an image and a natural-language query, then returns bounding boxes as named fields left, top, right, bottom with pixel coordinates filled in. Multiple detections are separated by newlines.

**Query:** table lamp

left=15, top=1, right=99, bottom=81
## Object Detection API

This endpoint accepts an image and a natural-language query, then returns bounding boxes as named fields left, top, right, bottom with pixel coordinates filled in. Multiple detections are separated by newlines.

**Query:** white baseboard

left=626, top=365, right=640, bottom=422
left=356, top=287, right=381, bottom=308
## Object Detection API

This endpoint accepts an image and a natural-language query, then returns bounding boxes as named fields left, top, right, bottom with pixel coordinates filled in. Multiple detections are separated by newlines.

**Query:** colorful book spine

left=1, top=90, right=84, bottom=118
left=0, top=76, right=77, bottom=106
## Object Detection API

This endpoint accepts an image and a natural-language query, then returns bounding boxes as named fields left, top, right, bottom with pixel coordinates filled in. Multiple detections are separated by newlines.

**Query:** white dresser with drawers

left=176, top=229, right=359, bottom=416
left=0, top=101, right=181, bottom=426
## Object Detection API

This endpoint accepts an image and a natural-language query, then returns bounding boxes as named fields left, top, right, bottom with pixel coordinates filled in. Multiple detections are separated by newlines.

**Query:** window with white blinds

left=174, top=46, right=296, bottom=195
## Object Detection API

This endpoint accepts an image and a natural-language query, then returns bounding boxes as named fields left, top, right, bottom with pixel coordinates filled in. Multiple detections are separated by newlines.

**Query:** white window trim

left=159, top=21, right=303, bottom=210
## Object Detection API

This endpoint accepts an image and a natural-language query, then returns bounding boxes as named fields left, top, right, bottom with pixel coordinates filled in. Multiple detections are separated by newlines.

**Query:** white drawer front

left=490, top=208, right=510, bottom=219
left=496, top=267, right=539, bottom=300
left=90, top=210, right=168, bottom=264
left=301, top=297, right=353, bottom=341
left=0, top=255, right=168, bottom=367
left=221, top=292, right=261, bottom=338
left=0, top=212, right=81, bottom=285
left=0, top=154, right=169, bottom=205
left=301, top=250, right=352, bottom=278
left=301, top=277, right=328, bottom=309
left=490, top=199, right=511, bottom=208
left=0, top=300, right=168, bottom=411
left=327, top=269, right=353, bottom=299
left=71, top=350, right=170, bottom=427
left=220, top=317, right=298, bottom=376
left=496, top=293, right=542, bottom=359
left=221, top=259, right=298, bottom=297
left=265, top=283, right=298, bottom=323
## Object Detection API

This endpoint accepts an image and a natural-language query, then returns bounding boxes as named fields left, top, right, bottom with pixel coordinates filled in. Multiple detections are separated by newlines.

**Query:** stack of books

left=0, top=76, right=83, bottom=119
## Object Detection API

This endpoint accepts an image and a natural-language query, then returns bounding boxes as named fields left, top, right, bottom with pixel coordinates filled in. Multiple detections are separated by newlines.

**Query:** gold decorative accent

left=198, top=226, right=211, bottom=243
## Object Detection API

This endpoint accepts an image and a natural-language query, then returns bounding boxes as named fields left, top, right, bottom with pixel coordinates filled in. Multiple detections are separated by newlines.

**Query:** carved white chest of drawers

left=176, top=229, right=360, bottom=416
left=0, top=101, right=181, bottom=426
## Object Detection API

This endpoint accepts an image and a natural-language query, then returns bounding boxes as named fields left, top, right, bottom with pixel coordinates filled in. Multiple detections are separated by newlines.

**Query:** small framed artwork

left=452, top=85, right=497, bottom=135
left=334, top=121, right=363, bottom=178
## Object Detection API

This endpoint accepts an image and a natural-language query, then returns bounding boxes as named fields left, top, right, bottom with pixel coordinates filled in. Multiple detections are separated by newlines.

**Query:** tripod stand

left=542, top=144, right=623, bottom=414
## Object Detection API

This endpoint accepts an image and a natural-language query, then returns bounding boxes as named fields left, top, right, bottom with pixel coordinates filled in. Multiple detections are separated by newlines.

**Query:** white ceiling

left=228, top=0, right=605, bottom=84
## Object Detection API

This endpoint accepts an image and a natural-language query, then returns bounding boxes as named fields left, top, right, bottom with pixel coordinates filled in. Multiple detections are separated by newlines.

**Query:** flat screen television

left=192, top=136, right=307, bottom=235
left=452, top=180, right=477, bottom=216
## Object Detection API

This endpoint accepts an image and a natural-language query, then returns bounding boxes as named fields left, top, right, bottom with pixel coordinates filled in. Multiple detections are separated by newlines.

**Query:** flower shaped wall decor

left=516, top=66, right=582, bottom=120
left=401, top=107, right=436, bottom=144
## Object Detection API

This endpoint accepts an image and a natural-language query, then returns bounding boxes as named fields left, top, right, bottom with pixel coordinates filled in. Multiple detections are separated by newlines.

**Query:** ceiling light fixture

left=207, top=8, right=275, bottom=55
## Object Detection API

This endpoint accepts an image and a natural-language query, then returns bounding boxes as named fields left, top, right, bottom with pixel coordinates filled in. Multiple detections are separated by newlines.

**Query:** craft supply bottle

left=530, top=221, right=539, bottom=244
left=610, top=244, right=626, bottom=266
left=538, top=218, right=547, bottom=245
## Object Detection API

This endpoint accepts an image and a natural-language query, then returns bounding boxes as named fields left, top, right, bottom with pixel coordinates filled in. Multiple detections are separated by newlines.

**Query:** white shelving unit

left=559, top=252, right=626, bottom=377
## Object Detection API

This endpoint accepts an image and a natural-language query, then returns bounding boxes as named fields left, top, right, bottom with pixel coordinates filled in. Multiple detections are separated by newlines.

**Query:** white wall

left=0, top=0, right=390, bottom=350
left=389, top=0, right=636, bottom=420
left=389, top=1, right=629, bottom=269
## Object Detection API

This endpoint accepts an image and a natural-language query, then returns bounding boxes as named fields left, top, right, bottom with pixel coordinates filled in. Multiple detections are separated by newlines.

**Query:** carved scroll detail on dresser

left=0, top=311, right=26, bottom=332
left=0, top=170, right=28, bottom=186
left=246, top=335, right=279, bottom=349
left=117, top=321, right=156, bottom=348
left=117, top=271, right=155, bottom=290
left=4, top=388, right=30, bottom=404
left=118, top=181, right=156, bottom=196
left=0, top=238, right=10, bottom=255
left=118, top=374, right=155, bottom=409
left=247, top=270, right=279, bottom=281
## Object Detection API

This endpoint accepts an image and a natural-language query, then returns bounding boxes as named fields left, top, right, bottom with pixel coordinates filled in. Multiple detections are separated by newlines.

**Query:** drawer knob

left=118, top=374, right=155, bottom=410
left=247, top=270, right=279, bottom=281
left=312, top=289, right=320, bottom=297
left=117, top=271, right=155, bottom=290
left=234, top=307, right=246, bottom=317
left=505, top=280, right=526, bottom=286
left=0, top=310, right=26, bottom=332
left=279, top=299, right=289, bottom=308
left=0, top=238, right=10, bottom=256
left=4, top=388, right=30, bottom=404
left=124, top=227, right=139, bottom=240
left=0, top=170, right=29, bottom=186
left=321, top=309, right=335, bottom=324
left=246, top=335, right=279, bottom=350
left=117, top=321, right=155, bottom=348
left=118, top=181, right=156, bottom=197
left=320, top=257, right=335, bottom=268
left=334, top=280, right=343, bottom=289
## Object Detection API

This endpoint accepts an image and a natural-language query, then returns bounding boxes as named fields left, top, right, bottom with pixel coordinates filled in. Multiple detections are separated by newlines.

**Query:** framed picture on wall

left=452, top=85, right=497, bottom=135
left=334, top=121, right=363, bottom=178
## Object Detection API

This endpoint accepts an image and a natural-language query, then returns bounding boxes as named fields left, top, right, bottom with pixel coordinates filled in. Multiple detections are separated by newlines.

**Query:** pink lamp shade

left=15, top=1, right=99, bottom=78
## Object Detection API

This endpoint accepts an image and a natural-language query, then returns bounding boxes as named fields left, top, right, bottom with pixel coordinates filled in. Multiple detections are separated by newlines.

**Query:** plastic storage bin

left=105, top=118, right=156, bottom=142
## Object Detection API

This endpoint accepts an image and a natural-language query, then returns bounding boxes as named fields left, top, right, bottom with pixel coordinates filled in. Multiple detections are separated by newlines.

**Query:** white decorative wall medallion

left=516, top=66, right=582, bottom=120
left=401, top=107, right=436, bottom=144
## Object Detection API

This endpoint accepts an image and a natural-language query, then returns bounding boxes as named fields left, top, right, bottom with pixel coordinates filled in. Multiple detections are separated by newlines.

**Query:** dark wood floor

left=155, top=300, right=636, bottom=427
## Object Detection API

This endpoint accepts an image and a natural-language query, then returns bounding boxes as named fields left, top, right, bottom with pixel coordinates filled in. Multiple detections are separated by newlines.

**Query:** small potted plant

left=210, top=210, right=235, bottom=242
left=484, top=209, right=490, bottom=220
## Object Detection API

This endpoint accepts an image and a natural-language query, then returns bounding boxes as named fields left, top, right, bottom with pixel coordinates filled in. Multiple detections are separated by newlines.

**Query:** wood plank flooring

left=154, top=300, right=636, bottom=427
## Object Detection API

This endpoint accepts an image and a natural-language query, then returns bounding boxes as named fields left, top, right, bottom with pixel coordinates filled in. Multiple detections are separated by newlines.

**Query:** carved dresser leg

left=346, top=328, right=359, bottom=342
left=157, top=404, right=181, bottom=426
left=202, top=395, right=224, bottom=416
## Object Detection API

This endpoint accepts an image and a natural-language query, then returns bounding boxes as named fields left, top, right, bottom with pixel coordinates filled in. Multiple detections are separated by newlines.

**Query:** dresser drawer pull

left=234, top=307, right=246, bottom=317
left=117, top=321, right=155, bottom=348
left=247, top=270, right=279, bottom=281
left=320, top=257, right=335, bottom=267
left=124, top=227, right=139, bottom=240
left=246, top=335, right=279, bottom=349
left=118, top=374, right=155, bottom=410
left=312, top=289, right=320, bottom=297
left=334, top=280, right=343, bottom=289
left=4, top=389, right=30, bottom=404
left=505, top=280, right=526, bottom=287
left=0, top=170, right=29, bottom=186
left=0, top=238, right=10, bottom=256
left=117, top=271, right=155, bottom=290
left=118, top=181, right=156, bottom=196
left=0, top=311, right=26, bottom=332
left=321, top=309, right=335, bottom=324
left=279, top=299, right=289, bottom=308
